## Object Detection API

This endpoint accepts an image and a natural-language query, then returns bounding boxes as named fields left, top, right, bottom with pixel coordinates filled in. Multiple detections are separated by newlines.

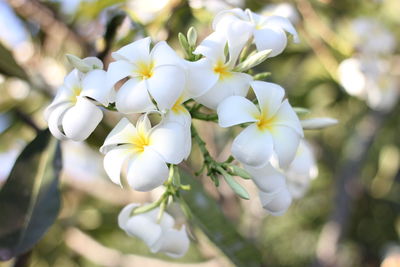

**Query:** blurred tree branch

left=313, top=109, right=391, bottom=267
left=13, top=108, right=40, bottom=133
left=7, top=0, right=91, bottom=53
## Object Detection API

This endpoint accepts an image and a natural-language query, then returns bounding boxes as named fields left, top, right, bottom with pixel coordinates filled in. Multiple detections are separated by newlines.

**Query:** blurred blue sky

left=0, top=0, right=28, bottom=46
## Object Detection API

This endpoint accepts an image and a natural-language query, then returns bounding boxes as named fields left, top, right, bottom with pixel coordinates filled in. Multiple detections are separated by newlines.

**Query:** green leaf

left=219, top=168, right=250, bottom=200
left=179, top=168, right=262, bottom=267
left=0, top=42, right=29, bottom=81
left=234, top=49, right=272, bottom=72
left=0, top=130, right=62, bottom=261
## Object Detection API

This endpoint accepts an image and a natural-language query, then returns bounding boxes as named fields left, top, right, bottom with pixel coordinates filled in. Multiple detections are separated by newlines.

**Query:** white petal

left=100, top=117, right=137, bottom=154
left=270, top=125, right=300, bottom=168
left=81, top=69, right=112, bottom=105
left=46, top=83, right=80, bottom=118
left=62, top=97, right=103, bottom=141
left=147, top=65, right=185, bottom=110
left=64, top=69, right=81, bottom=90
left=144, top=209, right=175, bottom=230
left=254, top=27, right=287, bottom=57
left=232, top=124, right=273, bottom=167
left=194, top=72, right=251, bottom=110
left=301, top=118, right=338, bottom=130
left=125, top=216, right=162, bottom=247
left=47, top=103, right=71, bottom=140
left=338, top=58, right=366, bottom=97
left=165, top=108, right=191, bottom=128
left=151, top=227, right=190, bottom=258
left=194, top=31, right=226, bottom=63
left=118, top=203, right=139, bottom=229
left=45, top=89, right=71, bottom=121
left=106, top=61, right=136, bottom=87
left=151, top=41, right=183, bottom=67
left=264, top=16, right=299, bottom=43
left=127, top=148, right=169, bottom=191
left=259, top=187, right=292, bottom=216
left=286, top=140, right=317, bottom=198
left=103, top=144, right=134, bottom=186
left=185, top=59, right=219, bottom=98
left=112, top=37, right=151, bottom=62
left=288, top=140, right=317, bottom=176
left=272, top=100, right=303, bottom=136
left=245, top=163, right=286, bottom=193
left=82, top=57, right=103, bottom=69
left=250, top=81, right=285, bottom=118
left=136, top=114, right=152, bottom=134
left=212, top=8, right=249, bottom=30
left=164, top=110, right=192, bottom=159
left=149, top=122, right=186, bottom=164
left=115, top=78, right=155, bottom=114
left=215, top=15, right=253, bottom=67
left=183, top=128, right=192, bottom=160
left=217, top=96, right=259, bottom=127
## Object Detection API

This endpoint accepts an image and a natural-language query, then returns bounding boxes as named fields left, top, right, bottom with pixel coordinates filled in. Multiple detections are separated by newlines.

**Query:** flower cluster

left=338, top=18, right=399, bottom=112
left=45, top=7, right=336, bottom=258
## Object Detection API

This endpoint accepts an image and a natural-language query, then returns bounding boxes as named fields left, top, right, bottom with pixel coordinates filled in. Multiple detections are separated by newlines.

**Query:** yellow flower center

left=136, top=61, right=154, bottom=80
left=171, top=94, right=186, bottom=114
left=256, top=113, right=275, bottom=131
left=213, top=61, right=232, bottom=80
left=70, top=86, right=82, bottom=103
left=131, top=128, right=150, bottom=153
left=255, top=23, right=264, bottom=30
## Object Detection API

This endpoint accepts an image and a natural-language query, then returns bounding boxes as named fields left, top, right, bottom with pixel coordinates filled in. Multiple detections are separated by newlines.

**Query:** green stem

left=184, top=103, right=218, bottom=122
left=191, top=125, right=213, bottom=161
left=190, top=111, right=218, bottom=122
left=191, top=125, right=223, bottom=186
left=132, top=197, right=165, bottom=215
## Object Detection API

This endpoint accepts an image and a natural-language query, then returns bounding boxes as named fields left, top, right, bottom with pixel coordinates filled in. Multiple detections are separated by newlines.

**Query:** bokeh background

left=0, top=0, right=399, bottom=266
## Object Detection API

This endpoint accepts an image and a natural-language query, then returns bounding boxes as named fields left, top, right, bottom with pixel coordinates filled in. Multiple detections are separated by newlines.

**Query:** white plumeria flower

left=285, top=140, right=318, bottom=199
left=244, top=160, right=291, bottom=216
left=338, top=56, right=399, bottom=111
left=351, top=18, right=396, bottom=55
left=100, top=114, right=186, bottom=191
left=127, top=0, right=172, bottom=24
left=189, top=0, right=244, bottom=14
left=245, top=140, right=317, bottom=215
left=119, top=203, right=190, bottom=258
left=338, top=57, right=366, bottom=98
left=213, top=8, right=299, bottom=57
left=191, top=32, right=252, bottom=109
left=107, top=37, right=186, bottom=113
left=218, top=81, right=303, bottom=168
left=262, top=3, right=300, bottom=24
left=45, top=57, right=111, bottom=141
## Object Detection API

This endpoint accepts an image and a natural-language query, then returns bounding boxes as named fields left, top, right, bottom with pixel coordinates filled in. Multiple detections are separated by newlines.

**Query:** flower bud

left=301, top=118, right=338, bottom=130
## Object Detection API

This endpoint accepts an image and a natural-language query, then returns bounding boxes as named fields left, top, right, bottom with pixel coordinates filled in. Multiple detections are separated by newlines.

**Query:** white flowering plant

left=41, top=7, right=338, bottom=258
